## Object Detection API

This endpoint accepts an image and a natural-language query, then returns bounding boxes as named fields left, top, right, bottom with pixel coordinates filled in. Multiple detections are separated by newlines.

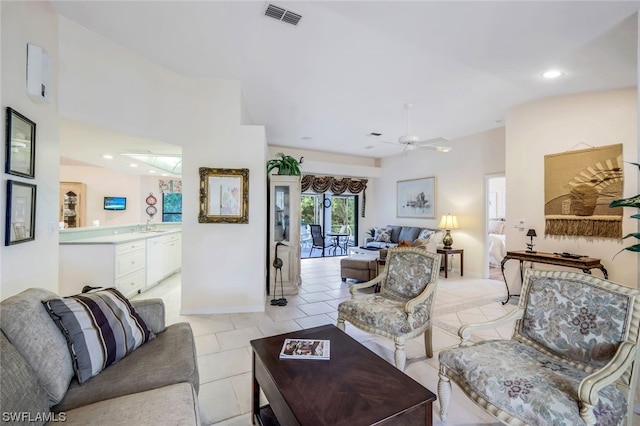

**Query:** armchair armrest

left=405, top=282, right=437, bottom=314
left=578, top=341, right=637, bottom=406
left=458, top=308, right=524, bottom=345
left=131, top=298, right=166, bottom=334
left=363, top=236, right=374, bottom=246
left=349, top=272, right=387, bottom=296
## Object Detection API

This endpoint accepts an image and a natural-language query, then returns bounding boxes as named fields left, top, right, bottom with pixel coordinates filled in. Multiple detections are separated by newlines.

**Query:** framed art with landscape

left=397, top=176, right=436, bottom=218
left=199, top=167, right=249, bottom=224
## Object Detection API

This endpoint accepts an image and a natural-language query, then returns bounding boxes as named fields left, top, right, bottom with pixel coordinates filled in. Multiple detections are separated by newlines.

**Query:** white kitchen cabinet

left=146, top=236, right=164, bottom=287
left=59, top=239, right=146, bottom=298
left=162, top=233, right=181, bottom=277
left=145, top=233, right=181, bottom=288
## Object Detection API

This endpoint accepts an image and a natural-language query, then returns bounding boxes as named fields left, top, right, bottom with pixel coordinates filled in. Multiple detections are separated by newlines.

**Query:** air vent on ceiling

left=264, top=3, right=302, bottom=26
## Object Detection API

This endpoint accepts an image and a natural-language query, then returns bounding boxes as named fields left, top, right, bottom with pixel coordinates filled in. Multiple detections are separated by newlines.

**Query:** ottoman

left=340, top=256, right=378, bottom=282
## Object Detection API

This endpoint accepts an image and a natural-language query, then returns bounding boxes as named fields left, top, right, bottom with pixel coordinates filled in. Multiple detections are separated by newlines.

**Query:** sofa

left=0, top=288, right=200, bottom=425
left=364, top=225, right=443, bottom=251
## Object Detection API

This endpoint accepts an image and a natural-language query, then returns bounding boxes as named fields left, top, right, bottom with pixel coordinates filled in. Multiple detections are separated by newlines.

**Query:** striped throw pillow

left=43, top=288, right=155, bottom=384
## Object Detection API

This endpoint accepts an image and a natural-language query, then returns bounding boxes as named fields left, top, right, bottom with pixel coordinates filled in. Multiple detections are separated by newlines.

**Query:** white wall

left=375, top=127, right=506, bottom=277
left=60, top=165, right=142, bottom=226
left=505, top=88, right=638, bottom=288
left=1, top=1, right=60, bottom=299
left=58, top=18, right=267, bottom=312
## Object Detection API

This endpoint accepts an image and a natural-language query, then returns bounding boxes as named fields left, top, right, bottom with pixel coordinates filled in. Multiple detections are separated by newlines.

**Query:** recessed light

left=368, top=132, right=382, bottom=137
left=364, top=145, right=375, bottom=149
left=542, top=69, right=563, bottom=79
left=102, top=154, right=113, bottom=159
left=129, top=163, right=138, bottom=168
left=301, top=136, right=312, bottom=141
left=149, top=170, right=156, bottom=173
left=161, top=173, right=168, bottom=176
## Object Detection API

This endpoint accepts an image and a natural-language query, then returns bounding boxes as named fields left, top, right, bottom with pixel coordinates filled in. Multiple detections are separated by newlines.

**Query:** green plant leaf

left=622, top=232, right=640, bottom=240
left=609, top=194, right=640, bottom=208
left=631, top=213, right=640, bottom=220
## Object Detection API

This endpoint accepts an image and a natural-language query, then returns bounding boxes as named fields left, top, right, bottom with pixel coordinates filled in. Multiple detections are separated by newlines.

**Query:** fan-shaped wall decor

left=544, top=143, right=623, bottom=238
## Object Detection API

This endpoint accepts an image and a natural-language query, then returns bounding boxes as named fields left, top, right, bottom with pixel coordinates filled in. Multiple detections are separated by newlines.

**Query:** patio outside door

left=300, top=193, right=358, bottom=257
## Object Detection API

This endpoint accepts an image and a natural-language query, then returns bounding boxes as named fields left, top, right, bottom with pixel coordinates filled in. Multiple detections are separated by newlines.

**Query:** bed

left=488, top=219, right=506, bottom=267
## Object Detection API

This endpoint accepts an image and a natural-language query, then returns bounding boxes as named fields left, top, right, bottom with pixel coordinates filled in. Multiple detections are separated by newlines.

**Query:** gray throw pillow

left=43, top=288, right=155, bottom=384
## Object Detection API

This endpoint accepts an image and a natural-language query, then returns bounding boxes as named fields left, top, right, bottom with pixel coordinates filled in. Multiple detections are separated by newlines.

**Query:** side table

left=437, top=248, right=464, bottom=278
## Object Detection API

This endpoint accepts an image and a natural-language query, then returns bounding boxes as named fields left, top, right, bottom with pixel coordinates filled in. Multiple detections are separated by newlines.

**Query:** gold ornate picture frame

left=199, top=167, right=249, bottom=223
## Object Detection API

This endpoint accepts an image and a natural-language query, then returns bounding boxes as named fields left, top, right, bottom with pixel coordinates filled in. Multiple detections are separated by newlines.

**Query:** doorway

left=485, top=174, right=506, bottom=279
left=300, top=192, right=358, bottom=258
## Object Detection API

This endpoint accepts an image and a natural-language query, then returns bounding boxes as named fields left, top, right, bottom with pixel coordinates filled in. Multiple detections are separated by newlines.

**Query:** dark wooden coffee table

left=250, top=324, right=435, bottom=425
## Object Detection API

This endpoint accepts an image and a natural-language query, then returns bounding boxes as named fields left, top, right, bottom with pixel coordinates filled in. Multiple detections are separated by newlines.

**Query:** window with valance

left=301, top=175, right=368, bottom=217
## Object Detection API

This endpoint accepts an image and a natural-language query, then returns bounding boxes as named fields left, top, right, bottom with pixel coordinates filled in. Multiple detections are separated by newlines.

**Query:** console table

left=500, top=250, right=608, bottom=305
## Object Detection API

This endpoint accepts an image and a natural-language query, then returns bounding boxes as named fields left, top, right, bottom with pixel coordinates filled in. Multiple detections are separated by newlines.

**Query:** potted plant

left=267, top=152, right=303, bottom=176
left=609, top=162, right=640, bottom=254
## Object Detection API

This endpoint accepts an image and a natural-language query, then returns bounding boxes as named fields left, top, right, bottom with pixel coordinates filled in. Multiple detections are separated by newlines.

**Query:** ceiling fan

left=382, top=102, right=452, bottom=156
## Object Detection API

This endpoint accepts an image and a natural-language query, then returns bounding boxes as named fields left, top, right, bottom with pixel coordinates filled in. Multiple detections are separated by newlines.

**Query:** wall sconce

left=526, top=229, right=537, bottom=253
left=438, top=214, right=459, bottom=249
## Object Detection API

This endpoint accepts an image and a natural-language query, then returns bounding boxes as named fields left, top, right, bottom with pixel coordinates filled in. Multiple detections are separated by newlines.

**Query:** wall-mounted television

left=104, top=196, right=127, bottom=211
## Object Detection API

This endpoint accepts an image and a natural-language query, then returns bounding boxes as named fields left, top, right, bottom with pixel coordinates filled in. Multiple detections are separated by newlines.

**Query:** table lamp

left=526, top=229, right=537, bottom=253
left=438, top=214, right=459, bottom=249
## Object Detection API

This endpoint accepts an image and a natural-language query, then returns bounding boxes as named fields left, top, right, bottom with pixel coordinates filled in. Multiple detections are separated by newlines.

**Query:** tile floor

left=134, top=256, right=638, bottom=425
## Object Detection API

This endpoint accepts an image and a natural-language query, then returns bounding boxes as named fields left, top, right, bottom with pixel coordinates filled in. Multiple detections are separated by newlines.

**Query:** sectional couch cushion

left=0, top=288, right=74, bottom=406
left=42, top=288, right=155, bottom=384
left=398, top=226, right=421, bottom=242
left=59, top=382, right=200, bottom=426
left=53, top=322, right=199, bottom=412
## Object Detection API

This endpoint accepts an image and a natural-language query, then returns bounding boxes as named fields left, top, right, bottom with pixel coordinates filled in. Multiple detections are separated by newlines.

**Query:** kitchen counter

left=60, top=228, right=181, bottom=245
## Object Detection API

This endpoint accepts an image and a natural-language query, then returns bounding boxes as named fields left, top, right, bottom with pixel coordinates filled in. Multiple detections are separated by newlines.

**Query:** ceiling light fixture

left=129, top=163, right=138, bottom=168
left=102, top=154, right=113, bottom=159
left=542, top=69, right=563, bottom=79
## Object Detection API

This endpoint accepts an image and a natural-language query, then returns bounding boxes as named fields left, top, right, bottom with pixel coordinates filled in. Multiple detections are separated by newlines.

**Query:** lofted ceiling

left=54, top=1, right=638, bottom=176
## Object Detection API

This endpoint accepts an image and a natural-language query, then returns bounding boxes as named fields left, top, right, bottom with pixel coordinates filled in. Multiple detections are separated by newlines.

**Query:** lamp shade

left=526, top=229, right=537, bottom=237
left=439, top=214, right=459, bottom=230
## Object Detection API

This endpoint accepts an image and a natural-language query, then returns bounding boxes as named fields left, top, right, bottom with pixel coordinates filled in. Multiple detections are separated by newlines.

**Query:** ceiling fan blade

left=420, top=145, right=453, bottom=153
left=416, top=137, right=449, bottom=146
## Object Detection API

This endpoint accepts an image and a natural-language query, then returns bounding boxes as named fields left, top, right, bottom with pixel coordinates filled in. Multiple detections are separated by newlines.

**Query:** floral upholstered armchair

left=438, top=269, right=640, bottom=426
left=337, top=247, right=441, bottom=370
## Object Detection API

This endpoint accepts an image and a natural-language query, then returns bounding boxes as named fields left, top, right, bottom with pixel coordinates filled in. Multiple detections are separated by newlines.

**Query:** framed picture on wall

left=5, top=107, right=36, bottom=178
left=198, top=167, right=249, bottom=223
left=397, top=176, right=436, bottom=219
left=5, top=180, right=37, bottom=246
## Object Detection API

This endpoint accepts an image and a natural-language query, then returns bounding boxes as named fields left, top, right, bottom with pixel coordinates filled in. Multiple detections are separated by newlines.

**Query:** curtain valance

left=301, top=175, right=368, bottom=217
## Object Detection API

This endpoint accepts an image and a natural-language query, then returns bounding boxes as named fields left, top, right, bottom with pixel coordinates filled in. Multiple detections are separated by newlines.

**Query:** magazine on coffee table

left=279, top=338, right=330, bottom=360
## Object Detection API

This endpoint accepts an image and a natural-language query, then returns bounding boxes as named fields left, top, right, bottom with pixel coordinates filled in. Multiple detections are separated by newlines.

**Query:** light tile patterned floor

left=135, top=256, right=638, bottom=425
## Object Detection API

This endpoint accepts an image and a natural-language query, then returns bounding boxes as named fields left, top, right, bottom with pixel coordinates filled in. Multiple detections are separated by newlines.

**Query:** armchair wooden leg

left=336, top=318, right=346, bottom=331
left=438, top=370, right=452, bottom=422
left=579, top=402, right=597, bottom=426
left=424, top=325, right=433, bottom=358
left=394, top=337, right=406, bottom=370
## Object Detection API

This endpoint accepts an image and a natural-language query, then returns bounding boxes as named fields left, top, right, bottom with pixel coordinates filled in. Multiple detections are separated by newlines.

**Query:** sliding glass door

left=300, top=192, right=358, bottom=257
